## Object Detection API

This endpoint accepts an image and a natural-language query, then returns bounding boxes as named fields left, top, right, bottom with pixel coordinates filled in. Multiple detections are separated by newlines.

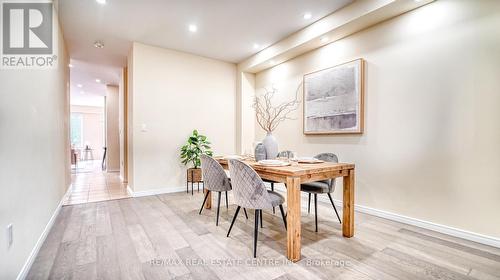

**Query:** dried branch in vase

left=253, top=84, right=301, bottom=133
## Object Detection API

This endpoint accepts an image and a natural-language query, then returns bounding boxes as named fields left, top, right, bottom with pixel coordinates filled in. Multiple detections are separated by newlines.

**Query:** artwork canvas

left=303, top=59, right=364, bottom=134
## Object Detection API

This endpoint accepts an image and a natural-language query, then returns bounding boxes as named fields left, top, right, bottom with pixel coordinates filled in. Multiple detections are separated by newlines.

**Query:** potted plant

left=180, top=130, right=213, bottom=184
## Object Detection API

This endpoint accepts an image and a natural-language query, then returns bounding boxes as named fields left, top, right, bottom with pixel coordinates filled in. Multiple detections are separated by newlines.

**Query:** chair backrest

left=314, top=153, right=339, bottom=193
left=277, top=150, right=294, bottom=158
left=200, top=155, right=231, bottom=192
left=228, top=159, right=273, bottom=209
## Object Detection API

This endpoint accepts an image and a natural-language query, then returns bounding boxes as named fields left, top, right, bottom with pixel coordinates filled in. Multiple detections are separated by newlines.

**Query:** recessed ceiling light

left=253, top=43, right=260, bottom=49
left=77, top=84, right=83, bottom=88
left=303, top=13, right=312, bottom=20
left=188, top=24, right=198, bottom=33
left=320, top=36, right=328, bottom=43
left=94, top=41, right=104, bottom=48
left=68, top=64, right=74, bottom=68
left=96, top=0, right=106, bottom=4
left=95, top=79, right=101, bottom=83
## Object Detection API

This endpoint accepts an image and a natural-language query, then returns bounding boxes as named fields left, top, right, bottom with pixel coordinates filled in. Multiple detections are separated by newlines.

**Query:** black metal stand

left=186, top=169, right=203, bottom=195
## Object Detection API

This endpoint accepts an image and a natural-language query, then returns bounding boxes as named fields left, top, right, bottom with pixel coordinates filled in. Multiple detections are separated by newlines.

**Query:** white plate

left=224, top=155, right=243, bottom=160
left=296, top=157, right=323, bottom=163
left=257, top=160, right=291, bottom=167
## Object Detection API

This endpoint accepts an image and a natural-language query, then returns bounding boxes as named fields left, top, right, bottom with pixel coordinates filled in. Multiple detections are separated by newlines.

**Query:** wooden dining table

left=206, top=157, right=355, bottom=262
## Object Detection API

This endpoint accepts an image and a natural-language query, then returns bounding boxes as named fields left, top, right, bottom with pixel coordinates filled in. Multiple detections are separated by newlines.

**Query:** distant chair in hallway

left=101, top=147, right=107, bottom=171
left=301, top=153, right=342, bottom=232
left=226, top=159, right=287, bottom=258
left=265, top=150, right=294, bottom=213
left=199, top=155, right=248, bottom=226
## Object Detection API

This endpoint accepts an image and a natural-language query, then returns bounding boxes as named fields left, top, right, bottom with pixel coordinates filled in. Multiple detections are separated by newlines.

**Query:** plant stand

left=186, top=168, right=203, bottom=195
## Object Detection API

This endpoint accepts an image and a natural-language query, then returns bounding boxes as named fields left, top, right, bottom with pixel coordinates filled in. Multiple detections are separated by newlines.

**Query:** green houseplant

left=180, top=130, right=213, bottom=183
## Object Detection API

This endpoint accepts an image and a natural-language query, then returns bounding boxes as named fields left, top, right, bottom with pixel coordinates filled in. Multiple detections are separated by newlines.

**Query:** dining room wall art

left=303, top=58, right=364, bottom=134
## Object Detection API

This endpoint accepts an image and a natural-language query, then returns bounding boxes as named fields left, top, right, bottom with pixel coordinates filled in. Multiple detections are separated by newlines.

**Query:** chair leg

left=226, top=206, right=240, bottom=237
left=199, top=190, right=210, bottom=215
left=243, top=208, right=248, bottom=219
left=314, top=193, right=318, bottom=232
left=327, top=193, right=342, bottom=224
left=271, top=183, right=275, bottom=214
left=260, top=210, right=263, bottom=228
left=308, top=193, right=311, bottom=214
left=216, top=192, right=222, bottom=226
left=279, top=204, right=287, bottom=230
left=254, top=209, right=259, bottom=258
left=225, top=191, right=229, bottom=209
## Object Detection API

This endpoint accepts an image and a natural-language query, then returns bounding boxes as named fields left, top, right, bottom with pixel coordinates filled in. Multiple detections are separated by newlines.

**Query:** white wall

left=71, top=105, right=105, bottom=159
left=0, top=11, right=69, bottom=279
left=128, top=42, right=236, bottom=192
left=106, top=85, right=120, bottom=172
left=254, top=0, right=500, bottom=238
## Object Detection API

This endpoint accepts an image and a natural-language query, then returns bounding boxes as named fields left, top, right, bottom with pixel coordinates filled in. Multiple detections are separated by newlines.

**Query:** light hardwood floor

left=28, top=190, right=500, bottom=279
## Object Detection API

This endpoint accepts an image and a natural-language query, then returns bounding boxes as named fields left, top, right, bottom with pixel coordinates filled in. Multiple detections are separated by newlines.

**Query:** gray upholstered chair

left=226, top=159, right=287, bottom=258
left=301, top=153, right=342, bottom=232
left=199, top=155, right=248, bottom=226
left=265, top=150, right=294, bottom=213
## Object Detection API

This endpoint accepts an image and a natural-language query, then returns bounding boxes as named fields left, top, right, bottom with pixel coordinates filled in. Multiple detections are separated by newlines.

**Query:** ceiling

left=61, top=0, right=352, bottom=102
left=59, top=0, right=352, bottom=67
left=69, top=59, right=121, bottom=105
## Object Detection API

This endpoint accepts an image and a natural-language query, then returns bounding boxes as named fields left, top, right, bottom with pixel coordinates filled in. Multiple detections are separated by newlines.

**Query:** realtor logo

left=1, top=1, right=57, bottom=69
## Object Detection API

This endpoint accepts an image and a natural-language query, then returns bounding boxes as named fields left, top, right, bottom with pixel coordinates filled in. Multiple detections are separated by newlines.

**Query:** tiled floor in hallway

left=65, top=166, right=130, bottom=205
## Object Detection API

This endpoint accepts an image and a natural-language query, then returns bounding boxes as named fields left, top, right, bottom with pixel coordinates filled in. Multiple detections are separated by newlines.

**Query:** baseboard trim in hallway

left=16, top=184, right=72, bottom=280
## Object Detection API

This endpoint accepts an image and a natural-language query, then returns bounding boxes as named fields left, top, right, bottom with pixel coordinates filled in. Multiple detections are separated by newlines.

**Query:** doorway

left=65, top=61, right=130, bottom=205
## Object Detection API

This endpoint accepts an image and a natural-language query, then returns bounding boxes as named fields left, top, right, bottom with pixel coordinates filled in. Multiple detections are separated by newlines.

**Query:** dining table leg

left=204, top=188, right=212, bottom=209
left=342, top=168, right=355, bottom=237
left=286, top=176, right=301, bottom=262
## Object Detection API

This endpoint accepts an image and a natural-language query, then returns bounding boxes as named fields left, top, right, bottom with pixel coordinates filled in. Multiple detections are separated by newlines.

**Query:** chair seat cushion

left=267, top=190, right=285, bottom=207
left=301, top=181, right=330, bottom=194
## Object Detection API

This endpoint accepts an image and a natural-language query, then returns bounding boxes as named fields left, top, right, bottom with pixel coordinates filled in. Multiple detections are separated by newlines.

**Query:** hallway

left=64, top=169, right=130, bottom=205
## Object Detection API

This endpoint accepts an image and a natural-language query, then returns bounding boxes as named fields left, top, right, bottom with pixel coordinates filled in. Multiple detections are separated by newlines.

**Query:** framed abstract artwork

left=303, top=58, right=365, bottom=134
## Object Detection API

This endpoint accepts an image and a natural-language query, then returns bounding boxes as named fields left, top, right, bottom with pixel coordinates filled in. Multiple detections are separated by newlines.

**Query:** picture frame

left=303, top=58, right=365, bottom=135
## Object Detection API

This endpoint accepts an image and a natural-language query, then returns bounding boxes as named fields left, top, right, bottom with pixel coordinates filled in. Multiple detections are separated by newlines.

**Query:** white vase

left=262, top=132, right=278, bottom=160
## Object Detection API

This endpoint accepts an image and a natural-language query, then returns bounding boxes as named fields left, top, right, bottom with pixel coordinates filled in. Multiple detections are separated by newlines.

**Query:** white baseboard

left=16, top=184, right=73, bottom=280
left=271, top=184, right=500, bottom=248
left=126, top=185, right=186, bottom=197
left=119, top=175, right=128, bottom=183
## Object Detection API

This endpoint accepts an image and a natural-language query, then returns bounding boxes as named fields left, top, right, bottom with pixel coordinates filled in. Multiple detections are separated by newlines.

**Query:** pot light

left=95, top=79, right=101, bottom=83
left=303, top=13, right=312, bottom=20
left=96, top=0, right=106, bottom=4
left=94, top=41, right=104, bottom=48
left=68, top=64, right=74, bottom=68
left=188, top=24, right=197, bottom=33
left=253, top=43, right=260, bottom=49
left=77, top=84, right=83, bottom=88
